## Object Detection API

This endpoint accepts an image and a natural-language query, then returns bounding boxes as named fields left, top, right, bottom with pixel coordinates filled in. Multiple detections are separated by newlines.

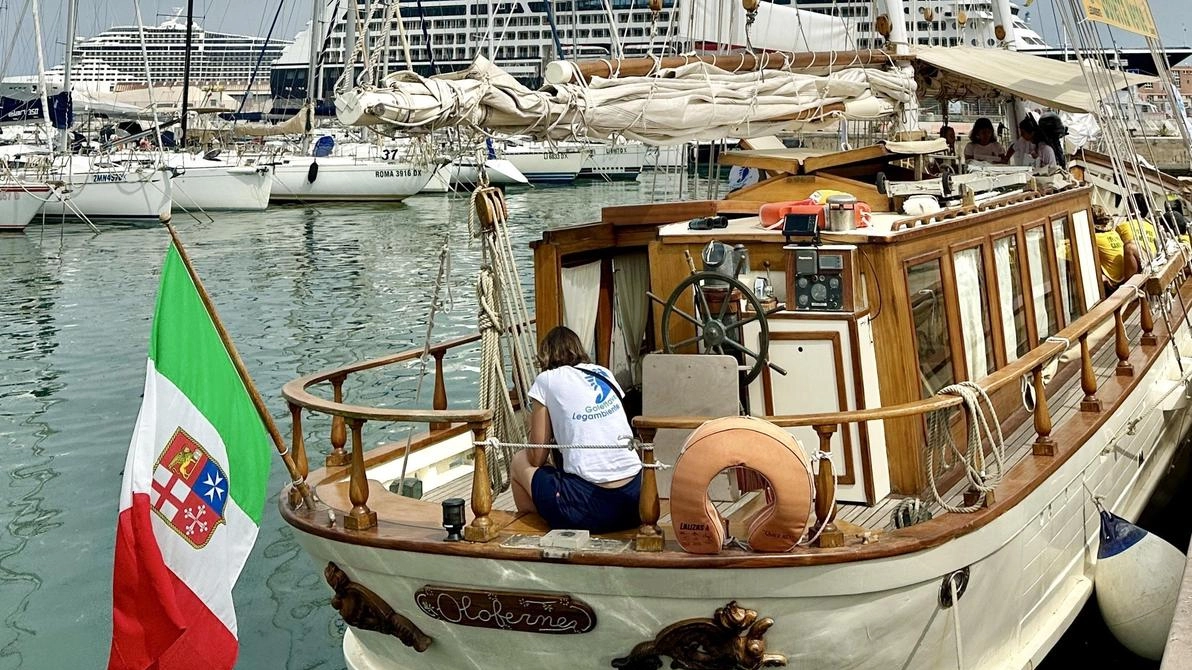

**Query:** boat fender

left=1094, top=509, right=1184, bottom=660
left=307, top=160, right=319, bottom=184
left=670, top=416, right=814, bottom=554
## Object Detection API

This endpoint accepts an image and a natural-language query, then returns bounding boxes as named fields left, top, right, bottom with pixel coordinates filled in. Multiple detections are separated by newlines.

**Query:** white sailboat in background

left=255, top=0, right=431, bottom=203
left=20, top=0, right=173, bottom=222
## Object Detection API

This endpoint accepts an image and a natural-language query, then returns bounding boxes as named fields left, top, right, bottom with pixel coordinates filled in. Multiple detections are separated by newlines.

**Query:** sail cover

left=914, top=47, right=1157, bottom=114
left=336, top=57, right=914, bottom=145
left=678, top=0, right=851, bottom=53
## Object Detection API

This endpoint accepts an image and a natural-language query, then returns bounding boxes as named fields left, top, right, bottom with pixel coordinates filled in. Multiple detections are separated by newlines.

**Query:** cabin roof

left=722, top=139, right=949, bottom=175
left=914, top=46, right=1157, bottom=113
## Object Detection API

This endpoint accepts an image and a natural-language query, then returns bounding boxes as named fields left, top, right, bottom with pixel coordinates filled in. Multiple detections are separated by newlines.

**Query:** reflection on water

left=0, top=178, right=675, bottom=669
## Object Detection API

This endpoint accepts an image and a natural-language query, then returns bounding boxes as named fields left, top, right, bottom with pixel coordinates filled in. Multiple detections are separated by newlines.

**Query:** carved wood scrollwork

left=324, top=563, right=432, bottom=652
left=611, top=601, right=787, bottom=670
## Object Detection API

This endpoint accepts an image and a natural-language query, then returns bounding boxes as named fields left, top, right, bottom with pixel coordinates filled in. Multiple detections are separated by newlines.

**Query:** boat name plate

left=414, top=585, right=597, bottom=634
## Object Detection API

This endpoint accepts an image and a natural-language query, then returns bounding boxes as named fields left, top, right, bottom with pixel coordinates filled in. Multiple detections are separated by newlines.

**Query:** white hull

left=170, top=165, right=272, bottom=211
left=502, top=149, right=585, bottom=184
left=0, top=184, right=52, bottom=231
left=447, top=159, right=529, bottom=187
left=578, top=142, right=647, bottom=180
left=269, top=157, right=433, bottom=202
left=294, top=327, right=1192, bottom=670
left=40, top=165, right=172, bottom=220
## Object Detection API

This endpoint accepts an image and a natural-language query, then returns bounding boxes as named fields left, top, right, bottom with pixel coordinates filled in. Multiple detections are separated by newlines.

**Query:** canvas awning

left=913, top=46, right=1157, bottom=114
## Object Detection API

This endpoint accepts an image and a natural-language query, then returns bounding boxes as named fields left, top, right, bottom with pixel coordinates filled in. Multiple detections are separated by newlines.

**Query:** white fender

left=1094, top=510, right=1185, bottom=660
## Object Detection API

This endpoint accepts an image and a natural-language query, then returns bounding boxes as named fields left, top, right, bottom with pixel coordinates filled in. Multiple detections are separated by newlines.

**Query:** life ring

left=670, top=416, right=815, bottom=554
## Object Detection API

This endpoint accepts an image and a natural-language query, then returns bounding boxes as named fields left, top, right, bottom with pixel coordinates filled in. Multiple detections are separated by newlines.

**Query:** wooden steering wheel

left=655, top=271, right=785, bottom=384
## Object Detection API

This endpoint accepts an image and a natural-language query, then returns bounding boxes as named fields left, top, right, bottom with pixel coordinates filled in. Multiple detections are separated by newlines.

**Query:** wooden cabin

left=532, top=143, right=1114, bottom=501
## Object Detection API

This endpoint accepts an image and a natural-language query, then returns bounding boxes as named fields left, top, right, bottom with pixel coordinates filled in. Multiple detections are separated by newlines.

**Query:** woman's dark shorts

left=530, top=467, right=642, bottom=534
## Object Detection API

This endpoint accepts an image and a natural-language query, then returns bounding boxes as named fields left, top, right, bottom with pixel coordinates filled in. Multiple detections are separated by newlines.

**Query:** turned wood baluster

left=287, top=402, right=310, bottom=509
left=1115, top=307, right=1135, bottom=377
left=1139, top=293, right=1158, bottom=346
left=289, top=402, right=309, bottom=480
left=1079, top=333, right=1103, bottom=412
left=326, top=375, right=350, bottom=466
left=812, top=424, right=844, bottom=548
left=344, top=418, right=377, bottom=531
left=463, top=421, right=498, bottom=542
left=634, top=428, right=664, bottom=552
left=1031, top=366, right=1056, bottom=456
left=430, top=350, right=449, bottom=431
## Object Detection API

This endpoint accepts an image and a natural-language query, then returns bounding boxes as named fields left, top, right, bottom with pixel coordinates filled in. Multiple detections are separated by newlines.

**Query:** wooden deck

left=417, top=317, right=1142, bottom=537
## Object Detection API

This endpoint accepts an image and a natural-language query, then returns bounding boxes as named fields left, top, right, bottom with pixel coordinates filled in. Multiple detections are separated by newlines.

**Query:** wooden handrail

left=634, top=272, right=1154, bottom=432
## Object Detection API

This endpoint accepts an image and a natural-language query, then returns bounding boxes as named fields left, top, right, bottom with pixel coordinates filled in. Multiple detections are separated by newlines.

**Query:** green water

left=0, top=178, right=681, bottom=669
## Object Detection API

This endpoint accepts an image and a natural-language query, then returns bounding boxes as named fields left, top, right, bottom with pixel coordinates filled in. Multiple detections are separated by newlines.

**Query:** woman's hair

left=537, top=326, right=590, bottom=370
left=1020, top=114, right=1039, bottom=137
left=969, top=117, right=994, bottom=143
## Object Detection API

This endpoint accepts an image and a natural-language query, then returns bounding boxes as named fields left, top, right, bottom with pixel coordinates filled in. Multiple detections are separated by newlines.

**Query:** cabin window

left=1052, top=217, right=1084, bottom=324
left=993, top=235, right=1029, bottom=360
left=908, top=258, right=954, bottom=396
left=1025, top=226, right=1059, bottom=339
left=1072, top=209, right=1102, bottom=311
left=953, top=246, right=995, bottom=379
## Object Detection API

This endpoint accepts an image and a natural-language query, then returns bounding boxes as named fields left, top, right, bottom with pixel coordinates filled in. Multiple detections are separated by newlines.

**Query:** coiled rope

left=925, top=381, right=1007, bottom=513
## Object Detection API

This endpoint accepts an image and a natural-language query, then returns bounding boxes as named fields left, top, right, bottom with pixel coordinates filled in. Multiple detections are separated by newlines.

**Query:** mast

left=304, top=0, right=322, bottom=151
left=180, top=0, right=194, bottom=148
left=344, top=0, right=356, bottom=89
left=59, top=0, right=77, bottom=152
left=307, top=0, right=322, bottom=109
left=879, top=0, right=919, bottom=134
left=30, top=0, right=54, bottom=151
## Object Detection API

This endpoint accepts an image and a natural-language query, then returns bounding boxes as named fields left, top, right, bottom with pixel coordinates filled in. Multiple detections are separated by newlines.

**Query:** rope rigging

left=470, top=183, right=539, bottom=493
left=925, top=381, right=1007, bottom=514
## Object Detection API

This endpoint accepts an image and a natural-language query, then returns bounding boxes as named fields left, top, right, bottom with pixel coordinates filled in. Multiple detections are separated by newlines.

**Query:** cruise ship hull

left=268, top=157, right=432, bottom=203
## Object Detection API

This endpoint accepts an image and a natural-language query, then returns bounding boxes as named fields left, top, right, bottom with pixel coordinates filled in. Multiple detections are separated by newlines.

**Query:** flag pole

left=163, top=223, right=317, bottom=511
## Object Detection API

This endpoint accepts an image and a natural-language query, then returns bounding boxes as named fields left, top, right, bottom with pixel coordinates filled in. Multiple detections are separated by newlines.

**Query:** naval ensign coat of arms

left=149, top=427, right=229, bottom=548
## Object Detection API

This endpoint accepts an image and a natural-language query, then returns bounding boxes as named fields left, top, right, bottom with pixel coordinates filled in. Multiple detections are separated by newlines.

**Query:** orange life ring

left=670, top=417, right=815, bottom=554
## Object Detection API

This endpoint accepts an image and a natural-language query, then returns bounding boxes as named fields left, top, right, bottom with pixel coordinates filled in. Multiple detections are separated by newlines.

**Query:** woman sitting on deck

left=511, top=326, right=643, bottom=533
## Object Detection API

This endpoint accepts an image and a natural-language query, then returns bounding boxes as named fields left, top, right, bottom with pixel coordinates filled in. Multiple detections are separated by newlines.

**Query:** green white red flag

left=109, top=243, right=271, bottom=669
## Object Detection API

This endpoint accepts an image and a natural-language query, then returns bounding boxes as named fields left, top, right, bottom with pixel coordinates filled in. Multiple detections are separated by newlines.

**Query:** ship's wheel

left=654, top=272, right=785, bottom=384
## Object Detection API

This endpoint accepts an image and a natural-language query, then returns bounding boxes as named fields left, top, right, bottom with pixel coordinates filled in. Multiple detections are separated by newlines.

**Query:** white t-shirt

left=528, top=364, right=643, bottom=484
left=964, top=140, right=1005, bottom=163
left=1010, top=138, right=1056, bottom=167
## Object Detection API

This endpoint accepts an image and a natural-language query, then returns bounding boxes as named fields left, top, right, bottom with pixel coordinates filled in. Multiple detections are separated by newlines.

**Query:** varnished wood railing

left=282, top=331, right=494, bottom=533
left=633, top=268, right=1167, bottom=548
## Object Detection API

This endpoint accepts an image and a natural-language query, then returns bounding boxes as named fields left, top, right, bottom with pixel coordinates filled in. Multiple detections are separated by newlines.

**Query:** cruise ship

left=50, top=9, right=290, bottom=91
left=269, top=0, right=1049, bottom=113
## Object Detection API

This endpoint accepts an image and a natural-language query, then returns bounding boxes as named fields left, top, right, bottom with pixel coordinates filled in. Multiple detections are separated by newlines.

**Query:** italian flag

left=109, top=244, right=271, bottom=670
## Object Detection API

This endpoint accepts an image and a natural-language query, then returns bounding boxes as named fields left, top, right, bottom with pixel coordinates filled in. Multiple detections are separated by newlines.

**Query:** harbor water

left=1, top=174, right=1188, bottom=669
left=0, top=178, right=678, bottom=669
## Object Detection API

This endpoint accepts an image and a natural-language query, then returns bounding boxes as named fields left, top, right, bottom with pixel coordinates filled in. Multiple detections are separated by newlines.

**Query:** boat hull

left=502, top=150, right=585, bottom=184
left=269, top=157, right=433, bottom=202
left=578, top=143, right=646, bottom=181
left=0, top=184, right=51, bottom=231
left=40, top=169, right=172, bottom=220
left=171, top=166, right=272, bottom=211
left=290, top=330, right=1192, bottom=670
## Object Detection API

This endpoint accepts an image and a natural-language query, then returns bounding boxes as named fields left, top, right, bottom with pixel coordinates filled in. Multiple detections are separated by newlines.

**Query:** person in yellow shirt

left=1094, top=207, right=1141, bottom=290
left=1115, top=193, right=1159, bottom=257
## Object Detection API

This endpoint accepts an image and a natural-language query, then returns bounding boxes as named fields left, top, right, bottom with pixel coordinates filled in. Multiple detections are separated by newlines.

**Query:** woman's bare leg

left=511, top=450, right=539, bottom=513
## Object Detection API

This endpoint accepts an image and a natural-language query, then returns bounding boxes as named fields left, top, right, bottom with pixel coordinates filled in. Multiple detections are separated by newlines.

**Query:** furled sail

left=336, top=56, right=914, bottom=145
left=233, top=104, right=313, bottom=137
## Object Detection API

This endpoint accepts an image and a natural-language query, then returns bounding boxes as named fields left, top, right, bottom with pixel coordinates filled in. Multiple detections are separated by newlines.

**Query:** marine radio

left=785, top=244, right=856, bottom=312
